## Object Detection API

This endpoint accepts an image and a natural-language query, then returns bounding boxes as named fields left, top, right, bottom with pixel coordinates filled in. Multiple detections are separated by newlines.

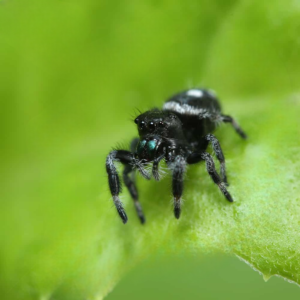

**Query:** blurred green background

left=107, top=255, right=300, bottom=300
left=1, top=0, right=300, bottom=299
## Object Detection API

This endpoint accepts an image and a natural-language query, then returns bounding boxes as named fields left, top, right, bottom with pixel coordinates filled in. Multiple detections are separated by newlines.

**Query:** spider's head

left=134, top=109, right=184, bottom=139
left=133, top=109, right=185, bottom=161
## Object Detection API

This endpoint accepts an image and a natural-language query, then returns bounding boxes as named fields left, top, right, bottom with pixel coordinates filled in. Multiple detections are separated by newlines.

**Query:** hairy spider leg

left=195, top=110, right=245, bottom=185
left=123, top=164, right=145, bottom=224
left=169, top=155, right=186, bottom=219
left=106, top=149, right=149, bottom=224
left=221, top=114, right=247, bottom=139
left=186, top=152, right=233, bottom=203
left=152, top=154, right=165, bottom=181
left=205, top=133, right=228, bottom=185
left=122, top=138, right=146, bottom=223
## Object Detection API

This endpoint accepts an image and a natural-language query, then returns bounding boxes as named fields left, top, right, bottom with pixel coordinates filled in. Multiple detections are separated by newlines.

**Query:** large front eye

left=137, top=140, right=146, bottom=155
left=146, top=140, right=157, bottom=159
left=148, top=122, right=155, bottom=131
left=139, top=121, right=145, bottom=129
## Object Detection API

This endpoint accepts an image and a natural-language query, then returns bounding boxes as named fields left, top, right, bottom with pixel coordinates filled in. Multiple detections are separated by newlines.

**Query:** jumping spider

left=106, top=88, right=247, bottom=224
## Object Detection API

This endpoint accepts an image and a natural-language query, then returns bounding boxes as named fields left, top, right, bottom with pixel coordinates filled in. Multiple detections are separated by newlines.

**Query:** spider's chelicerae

left=106, top=88, right=247, bottom=224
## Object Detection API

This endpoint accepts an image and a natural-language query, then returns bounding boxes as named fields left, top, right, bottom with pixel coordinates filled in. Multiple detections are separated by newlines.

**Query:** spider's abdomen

left=163, top=89, right=222, bottom=145
left=163, top=89, right=221, bottom=115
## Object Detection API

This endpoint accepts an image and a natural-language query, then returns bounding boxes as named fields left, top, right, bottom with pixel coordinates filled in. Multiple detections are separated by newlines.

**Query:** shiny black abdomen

left=163, top=89, right=222, bottom=148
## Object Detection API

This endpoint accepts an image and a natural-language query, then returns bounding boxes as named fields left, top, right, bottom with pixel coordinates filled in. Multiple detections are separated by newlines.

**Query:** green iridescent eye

left=147, top=140, right=156, bottom=151
left=137, top=140, right=146, bottom=154
left=146, top=140, right=157, bottom=158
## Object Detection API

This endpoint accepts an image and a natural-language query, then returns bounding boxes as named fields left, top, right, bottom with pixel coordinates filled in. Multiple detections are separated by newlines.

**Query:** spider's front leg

left=168, top=155, right=187, bottom=219
left=152, top=154, right=165, bottom=181
left=106, top=149, right=150, bottom=224
left=123, top=164, right=145, bottom=224
left=122, top=138, right=146, bottom=224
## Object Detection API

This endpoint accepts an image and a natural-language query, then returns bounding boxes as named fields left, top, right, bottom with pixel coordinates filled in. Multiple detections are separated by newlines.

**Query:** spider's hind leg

left=205, top=133, right=228, bottom=185
left=186, top=151, right=233, bottom=203
left=201, top=152, right=233, bottom=203
left=221, top=114, right=247, bottom=139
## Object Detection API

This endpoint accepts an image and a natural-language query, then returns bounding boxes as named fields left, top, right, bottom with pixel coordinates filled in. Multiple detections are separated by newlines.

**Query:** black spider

left=106, top=88, right=247, bottom=224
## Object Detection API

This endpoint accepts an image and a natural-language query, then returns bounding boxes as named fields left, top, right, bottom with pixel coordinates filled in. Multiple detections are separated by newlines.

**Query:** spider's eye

left=134, top=118, right=139, bottom=124
left=158, top=121, right=165, bottom=127
left=139, top=121, right=145, bottom=129
left=148, top=122, right=155, bottom=131
left=146, top=140, right=157, bottom=159
left=137, top=140, right=146, bottom=155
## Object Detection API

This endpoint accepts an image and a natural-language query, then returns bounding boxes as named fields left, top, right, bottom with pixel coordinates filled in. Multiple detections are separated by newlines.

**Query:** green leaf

left=1, top=0, right=300, bottom=299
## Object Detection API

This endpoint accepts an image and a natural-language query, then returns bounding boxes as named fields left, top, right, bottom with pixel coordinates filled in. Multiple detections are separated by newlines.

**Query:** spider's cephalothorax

left=106, top=88, right=247, bottom=224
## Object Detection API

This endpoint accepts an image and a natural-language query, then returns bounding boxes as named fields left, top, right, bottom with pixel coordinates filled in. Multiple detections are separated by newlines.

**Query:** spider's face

left=134, top=109, right=184, bottom=140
